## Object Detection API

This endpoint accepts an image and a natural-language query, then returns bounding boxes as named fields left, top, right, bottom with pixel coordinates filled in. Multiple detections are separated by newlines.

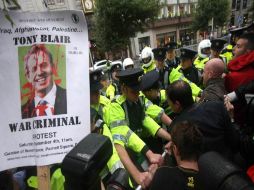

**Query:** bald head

left=203, top=58, right=224, bottom=85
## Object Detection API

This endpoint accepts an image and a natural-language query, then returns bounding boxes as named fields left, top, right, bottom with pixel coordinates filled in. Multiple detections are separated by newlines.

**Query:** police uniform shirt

left=157, top=66, right=171, bottom=89
left=179, top=48, right=200, bottom=85
left=180, top=66, right=201, bottom=85
left=150, top=166, right=203, bottom=190
left=126, top=99, right=144, bottom=134
left=165, top=57, right=181, bottom=68
left=164, top=42, right=180, bottom=68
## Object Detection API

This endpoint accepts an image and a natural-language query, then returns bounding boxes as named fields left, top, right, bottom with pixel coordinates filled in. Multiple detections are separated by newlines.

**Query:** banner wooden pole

left=37, top=166, right=50, bottom=190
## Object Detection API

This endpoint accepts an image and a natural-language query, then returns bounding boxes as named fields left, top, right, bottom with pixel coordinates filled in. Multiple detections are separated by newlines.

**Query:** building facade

left=130, top=0, right=199, bottom=57
left=230, top=0, right=253, bottom=27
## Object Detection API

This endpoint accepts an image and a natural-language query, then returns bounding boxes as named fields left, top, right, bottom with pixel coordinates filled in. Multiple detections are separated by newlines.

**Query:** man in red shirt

left=225, top=32, right=254, bottom=126
left=225, top=33, right=254, bottom=92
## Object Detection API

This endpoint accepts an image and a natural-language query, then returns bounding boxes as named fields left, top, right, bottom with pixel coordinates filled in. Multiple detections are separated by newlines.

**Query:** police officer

left=90, top=70, right=111, bottom=118
left=100, top=70, right=111, bottom=97
left=164, top=42, right=180, bottom=68
left=123, top=57, right=134, bottom=70
left=90, top=108, right=132, bottom=189
left=176, top=48, right=201, bottom=85
left=140, top=70, right=174, bottom=118
left=90, top=72, right=132, bottom=188
left=104, top=68, right=171, bottom=188
left=107, top=64, right=122, bottom=100
left=141, top=47, right=156, bottom=74
left=153, top=47, right=169, bottom=89
left=200, top=39, right=228, bottom=72
left=194, top=39, right=211, bottom=71
left=152, top=47, right=202, bottom=97
left=210, top=39, right=227, bottom=63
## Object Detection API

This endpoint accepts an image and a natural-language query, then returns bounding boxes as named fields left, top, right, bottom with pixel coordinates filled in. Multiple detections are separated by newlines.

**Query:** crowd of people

left=1, top=23, right=254, bottom=190
left=89, top=23, right=254, bottom=189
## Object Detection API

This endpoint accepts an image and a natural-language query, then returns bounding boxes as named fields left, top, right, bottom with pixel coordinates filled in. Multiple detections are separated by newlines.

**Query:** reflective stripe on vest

left=110, top=120, right=128, bottom=128
left=156, top=109, right=164, bottom=121
left=112, top=130, right=133, bottom=145
left=95, top=119, right=104, bottom=128
left=110, top=160, right=124, bottom=174
left=145, top=100, right=153, bottom=109
left=113, top=134, right=127, bottom=144
left=100, top=159, right=124, bottom=179
left=126, top=130, right=133, bottom=143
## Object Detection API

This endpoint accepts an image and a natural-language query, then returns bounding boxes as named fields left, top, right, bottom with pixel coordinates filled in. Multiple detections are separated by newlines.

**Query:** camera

left=198, top=151, right=254, bottom=190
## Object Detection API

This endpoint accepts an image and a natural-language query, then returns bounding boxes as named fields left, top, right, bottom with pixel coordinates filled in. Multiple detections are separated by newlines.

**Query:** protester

left=150, top=120, right=204, bottom=190
left=167, top=80, right=239, bottom=160
left=200, top=58, right=226, bottom=102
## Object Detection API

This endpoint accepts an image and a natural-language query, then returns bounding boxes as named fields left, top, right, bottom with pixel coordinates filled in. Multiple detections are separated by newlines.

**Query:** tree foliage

left=94, top=0, right=160, bottom=51
left=192, top=0, right=230, bottom=32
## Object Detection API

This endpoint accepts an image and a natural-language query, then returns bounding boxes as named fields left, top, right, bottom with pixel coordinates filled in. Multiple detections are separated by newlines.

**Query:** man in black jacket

left=150, top=120, right=204, bottom=190
left=167, top=80, right=239, bottom=160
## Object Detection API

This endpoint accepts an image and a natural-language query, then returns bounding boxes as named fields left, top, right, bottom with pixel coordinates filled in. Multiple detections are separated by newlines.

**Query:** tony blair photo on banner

left=19, top=44, right=67, bottom=119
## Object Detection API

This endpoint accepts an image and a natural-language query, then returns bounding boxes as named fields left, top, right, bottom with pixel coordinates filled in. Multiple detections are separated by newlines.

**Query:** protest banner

left=0, top=10, right=90, bottom=172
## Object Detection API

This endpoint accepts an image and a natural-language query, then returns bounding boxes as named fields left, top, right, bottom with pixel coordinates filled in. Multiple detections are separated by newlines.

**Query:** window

left=230, top=15, right=235, bottom=26
left=179, top=4, right=184, bottom=16
left=97, top=61, right=107, bottom=66
left=184, top=4, right=189, bottom=15
left=167, top=5, right=174, bottom=17
left=46, top=0, right=55, bottom=5
left=190, top=3, right=196, bottom=14
left=232, top=0, right=236, bottom=9
left=243, top=0, right=248, bottom=9
left=236, top=0, right=241, bottom=11
left=180, top=29, right=196, bottom=46
left=156, top=32, right=176, bottom=47
left=138, top=37, right=151, bottom=52
left=243, top=13, right=248, bottom=24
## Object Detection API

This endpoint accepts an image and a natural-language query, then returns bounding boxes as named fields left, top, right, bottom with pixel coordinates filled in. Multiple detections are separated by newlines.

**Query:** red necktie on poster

left=36, top=100, right=54, bottom=116
left=36, top=100, right=48, bottom=116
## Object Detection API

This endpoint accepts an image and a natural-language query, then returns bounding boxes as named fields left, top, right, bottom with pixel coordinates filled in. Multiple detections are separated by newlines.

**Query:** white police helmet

left=198, top=39, right=211, bottom=58
left=123, top=58, right=134, bottom=70
left=141, top=47, right=154, bottom=67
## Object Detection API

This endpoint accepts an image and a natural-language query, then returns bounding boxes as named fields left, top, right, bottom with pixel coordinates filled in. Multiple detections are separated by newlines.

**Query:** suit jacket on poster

left=21, top=85, right=67, bottom=119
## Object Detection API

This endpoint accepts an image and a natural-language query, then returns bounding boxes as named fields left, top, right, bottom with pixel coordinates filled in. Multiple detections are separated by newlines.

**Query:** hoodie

left=225, top=50, right=254, bottom=92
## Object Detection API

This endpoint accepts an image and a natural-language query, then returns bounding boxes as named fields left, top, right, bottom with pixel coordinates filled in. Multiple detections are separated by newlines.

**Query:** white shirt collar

left=35, top=83, right=57, bottom=107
